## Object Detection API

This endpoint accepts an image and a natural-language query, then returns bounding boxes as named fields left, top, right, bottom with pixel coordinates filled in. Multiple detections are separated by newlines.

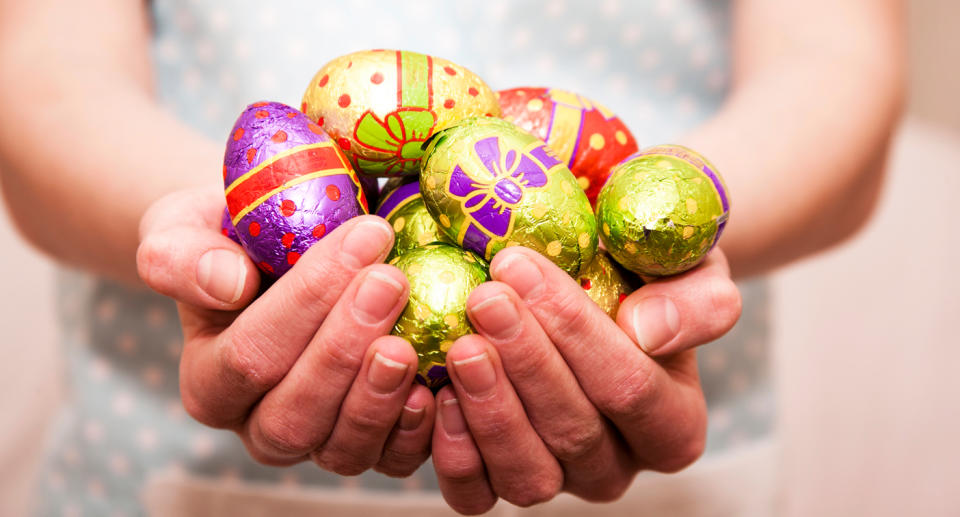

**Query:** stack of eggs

left=221, top=50, right=729, bottom=389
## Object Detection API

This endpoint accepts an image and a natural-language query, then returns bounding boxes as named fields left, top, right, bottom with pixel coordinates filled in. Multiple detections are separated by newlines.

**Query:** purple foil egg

left=220, top=206, right=241, bottom=245
left=223, top=101, right=367, bottom=278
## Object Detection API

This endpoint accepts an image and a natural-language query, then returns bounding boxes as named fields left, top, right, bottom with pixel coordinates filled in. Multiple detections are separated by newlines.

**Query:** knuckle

left=599, top=366, right=659, bottom=423
left=219, top=334, right=286, bottom=394
left=503, top=477, right=560, bottom=508
left=436, top=457, right=484, bottom=486
left=256, top=416, right=317, bottom=456
left=573, top=475, right=634, bottom=502
left=375, top=449, right=428, bottom=478
left=651, top=418, right=707, bottom=473
left=288, top=258, right=341, bottom=311
left=180, top=389, right=219, bottom=428
left=342, top=406, right=392, bottom=437
left=546, top=419, right=605, bottom=464
left=318, top=337, right=366, bottom=379
left=543, top=288, right=592, bottom=333
left=313, top=446, right=373, bottom=476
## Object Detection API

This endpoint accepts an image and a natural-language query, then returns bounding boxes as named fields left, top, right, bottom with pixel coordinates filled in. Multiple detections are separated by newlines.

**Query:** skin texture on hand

left=431, top=247, right=741, bottom=514
left=137, top=187, right=436, bottom=477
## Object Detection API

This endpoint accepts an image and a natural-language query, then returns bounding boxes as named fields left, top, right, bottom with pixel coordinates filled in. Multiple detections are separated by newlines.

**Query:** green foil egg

left=420, top=117, right=597, bottom=276
left=375, top=180, right=451, bottom=261
left=390, top=243, right=490, bottom=389
left=577, top=251, right=635, bottom=320
left=596, top=145, right=730, bottom=276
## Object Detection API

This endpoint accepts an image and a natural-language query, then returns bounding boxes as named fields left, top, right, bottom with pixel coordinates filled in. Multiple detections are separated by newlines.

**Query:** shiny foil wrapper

left=375, top=180, right=451, bottom=260
left=597, top=145, right=730, bottom=276
left=420, top=117, right=598, bottom=276
left=301, top=49, right=500, bottom=177
left=390, top=243, right=490, bottom=389
left=220, top=206, right=240, bottom=245
left=578, top=251, right=634, bottom=320
left=223, top=101, right=367, bottom=279
left=497, top=87, right=638, bottom=205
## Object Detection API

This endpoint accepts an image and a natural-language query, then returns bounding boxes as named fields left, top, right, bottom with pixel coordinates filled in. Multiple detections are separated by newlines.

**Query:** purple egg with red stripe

left=223, top=101, right=368, bottom=278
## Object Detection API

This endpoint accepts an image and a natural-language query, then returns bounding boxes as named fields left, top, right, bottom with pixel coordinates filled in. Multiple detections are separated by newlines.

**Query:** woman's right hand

left=136, top=186, right=435, bottom=477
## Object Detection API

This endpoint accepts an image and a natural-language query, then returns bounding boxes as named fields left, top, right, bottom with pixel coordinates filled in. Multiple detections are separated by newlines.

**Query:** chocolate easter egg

left=375, top=180, right=451, bottom=261
left=390, top=243, right=490, bottom=389
left=301, top=49, right=500, bottom=177
left=223, top=101, right=367, bottom=279
left=420, top=117, right=598, bottom=276
left=577, top=251, right=635, bottom=319
left=497, top=87, right=638, bottom=205
left=220, top=206, right=240, bottom=245
left=596, top=145, right=730, bottom=276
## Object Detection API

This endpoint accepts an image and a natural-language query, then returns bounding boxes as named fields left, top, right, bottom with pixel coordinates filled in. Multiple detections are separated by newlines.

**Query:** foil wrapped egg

left=301, top=49, right=500, bottom=177
left=596, top=145, right=730, bottom=276
left=390, top=243, right=490, bottom=389
left=497, top=87, right=638, bottom=205
left=577, top=251, right=636, bottom=320
left=220, top=205, right=241, bottom=245
left=420, top=116, right=598, bottom=276
left=375, top=180, right=451, bottom=261
left=223, top=101, right=367, bottom=279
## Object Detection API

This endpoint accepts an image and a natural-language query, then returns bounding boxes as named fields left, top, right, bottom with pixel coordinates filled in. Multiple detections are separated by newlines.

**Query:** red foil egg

left=497, top=87, right=639, bottom=205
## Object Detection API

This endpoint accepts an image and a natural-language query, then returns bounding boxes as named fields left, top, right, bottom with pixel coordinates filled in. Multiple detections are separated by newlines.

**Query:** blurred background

left=1, top=1, right=958, bottom=516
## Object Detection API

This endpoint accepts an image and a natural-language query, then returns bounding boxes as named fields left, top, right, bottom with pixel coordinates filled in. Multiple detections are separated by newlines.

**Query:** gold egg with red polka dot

left=301, top=49, right=500, bottom=177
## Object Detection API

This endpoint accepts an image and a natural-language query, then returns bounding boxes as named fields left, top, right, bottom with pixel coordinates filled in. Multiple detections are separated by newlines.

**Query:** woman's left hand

left=430, top=246, right=742, bottom=514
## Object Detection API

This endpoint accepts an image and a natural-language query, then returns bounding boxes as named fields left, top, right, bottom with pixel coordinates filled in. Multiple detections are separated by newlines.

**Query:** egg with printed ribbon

left=223, top=101, right=367, bottom=279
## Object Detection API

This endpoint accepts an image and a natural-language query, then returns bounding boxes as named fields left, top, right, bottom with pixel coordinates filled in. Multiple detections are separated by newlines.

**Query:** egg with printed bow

left=223, top=101, right=367, bottom=279
left=301, top=49, right=500, bottom=177
left=420, top=116, right=598, bottom=276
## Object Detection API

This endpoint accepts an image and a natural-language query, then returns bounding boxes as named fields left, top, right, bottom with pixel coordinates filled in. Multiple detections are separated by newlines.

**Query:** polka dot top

left=37, top=1, right=774, bottom=515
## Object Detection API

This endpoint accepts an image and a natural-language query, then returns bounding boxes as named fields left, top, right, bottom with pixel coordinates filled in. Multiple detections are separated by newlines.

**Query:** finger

left=490, top=247, right=707, bottom=472
left=374, top=383, right=436, bottom=478
left=243, top=265, right=409, bottom=461
left=138, top=224, right=262, bottom=311
left=431, top=387, right=497, bottom=516
left=178, top=216, right=394, bottom=429
left=619, top=250, right=742, bottom=357
left=446, top=335, right=563, bottom=507
left=311, top=336, right=419, bottom=475
left=465, top=282, right=637, bottom=501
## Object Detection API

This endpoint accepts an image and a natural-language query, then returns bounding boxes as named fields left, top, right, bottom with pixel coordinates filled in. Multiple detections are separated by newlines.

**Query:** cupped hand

left=136, top=186, right=435, bottom=477
left=431, top=247, right=741, bottom=514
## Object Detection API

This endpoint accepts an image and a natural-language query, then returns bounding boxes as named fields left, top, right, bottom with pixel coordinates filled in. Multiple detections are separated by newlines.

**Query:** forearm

left=684, top=0, right=906, bottom=278
left=0, top=0, right=220, bottom=284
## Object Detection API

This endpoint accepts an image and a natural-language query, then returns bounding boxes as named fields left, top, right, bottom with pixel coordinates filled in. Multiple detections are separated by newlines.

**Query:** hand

left=430, top=246, right=741, bottom=513
left=136, top=186, right=435, bottom=477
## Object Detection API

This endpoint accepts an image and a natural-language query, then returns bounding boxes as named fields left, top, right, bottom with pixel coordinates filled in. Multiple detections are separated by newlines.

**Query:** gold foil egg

left=577, top=251, right=635, bottom=319
left=596, top=145, right=730, bottom=276
left=301, top=49, right=500, bottom=177
left=375, top=180, right=451, bottom=261
left=420, top=117, right=598, bottom=276
left=390, top=243, right=490, bottom=389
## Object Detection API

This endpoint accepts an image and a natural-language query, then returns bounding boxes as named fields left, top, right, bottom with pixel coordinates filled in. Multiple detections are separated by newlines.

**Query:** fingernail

left=398, top=405, right=425, bottom=431
left=491, top=253, right=543, bottom=299
left=353, top=270, right=404, bottom=324
left=452, top=352, right=496, bottom=395
left=196, top=249, right=246, bottom=304
left=367, top=352, right=409, bottom=393
left=440, top=398, right=468, bottom=435
left=468, top=294, right=520, bottom=341
left=342, top=220, right=392, bottom=268
left=632, top=296, right=680, bottom=354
